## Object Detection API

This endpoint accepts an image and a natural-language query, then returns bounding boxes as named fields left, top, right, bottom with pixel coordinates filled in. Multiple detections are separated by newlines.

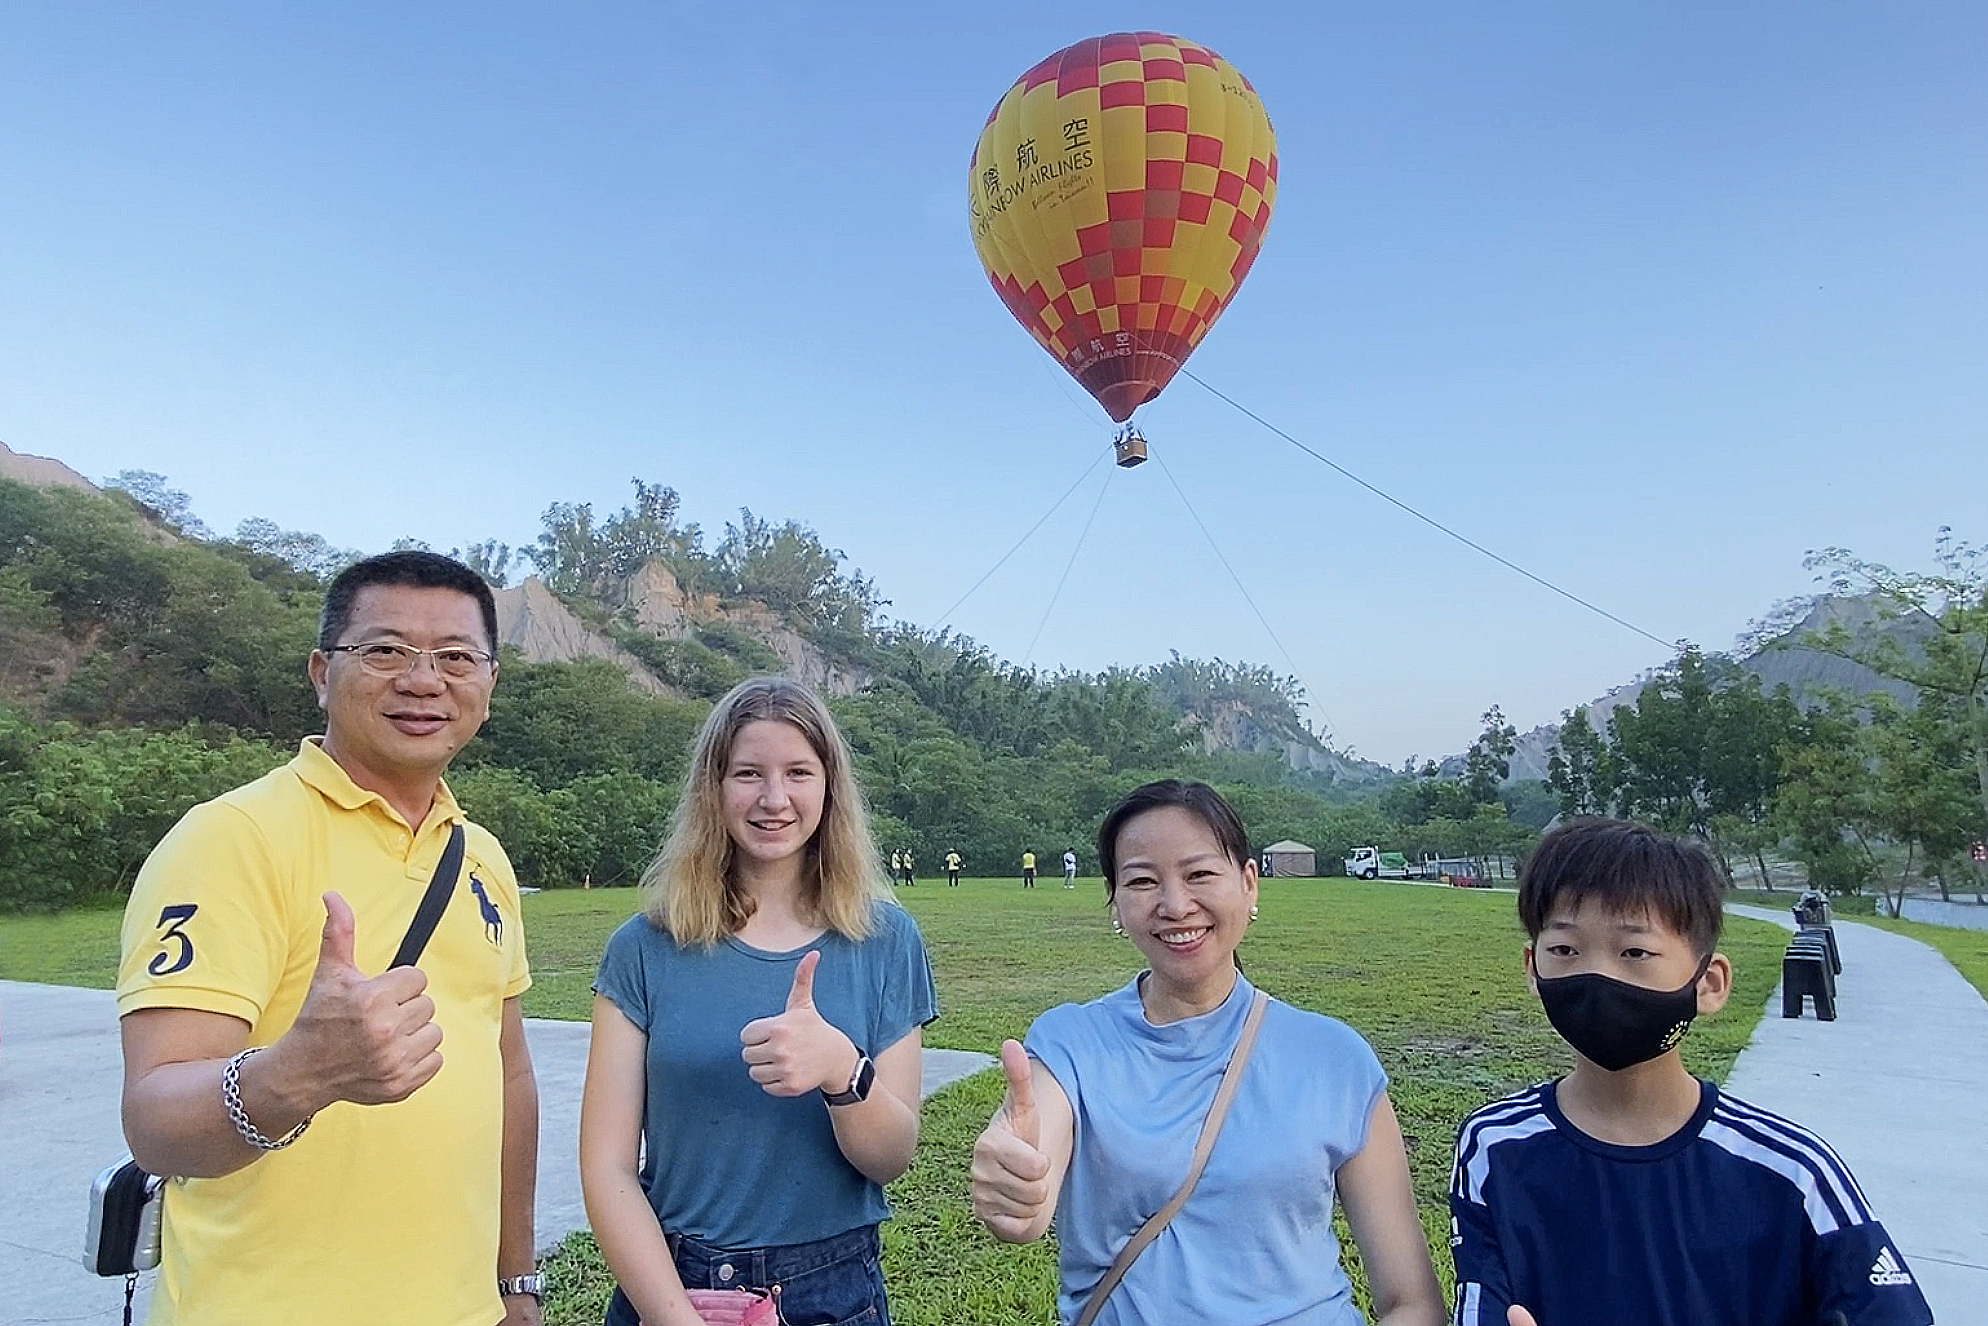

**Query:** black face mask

left=1534, top=954, right=1712, bottom=1072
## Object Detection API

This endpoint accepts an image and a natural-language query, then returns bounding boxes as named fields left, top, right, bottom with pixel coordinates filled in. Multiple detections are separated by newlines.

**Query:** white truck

left=1343, top=847, right=1417, bottom=880
left=1343, top=848, right=1491, bottom=886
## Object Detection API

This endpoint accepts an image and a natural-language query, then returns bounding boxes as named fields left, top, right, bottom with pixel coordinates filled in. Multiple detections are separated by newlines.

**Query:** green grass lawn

left=0, top=878, right=1792, bottom=1325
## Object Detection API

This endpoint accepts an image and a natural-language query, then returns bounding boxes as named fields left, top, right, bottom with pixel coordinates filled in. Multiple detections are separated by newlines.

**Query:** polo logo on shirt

left=469, top=873, right=503, bottom=946
left=1869, top=1247, right=1914, bottom=1287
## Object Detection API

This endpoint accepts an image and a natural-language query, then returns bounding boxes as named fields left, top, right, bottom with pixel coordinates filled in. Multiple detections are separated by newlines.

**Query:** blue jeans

left=604, top=1224, right=888, bottom=1326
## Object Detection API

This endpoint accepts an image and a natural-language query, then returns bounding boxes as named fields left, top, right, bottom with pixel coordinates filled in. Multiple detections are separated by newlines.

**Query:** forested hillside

left=12, top=457, right=1961, bottom=916
left=1, top=469, right=1442, bottom=911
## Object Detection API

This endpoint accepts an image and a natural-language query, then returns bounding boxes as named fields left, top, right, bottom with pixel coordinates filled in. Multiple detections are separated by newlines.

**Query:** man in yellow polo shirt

left=116, top=551, right=541, bottom=1326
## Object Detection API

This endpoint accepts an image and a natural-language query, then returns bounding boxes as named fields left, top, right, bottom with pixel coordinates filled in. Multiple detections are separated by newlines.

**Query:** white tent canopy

left=1261, top=840, right=1317, bottom=878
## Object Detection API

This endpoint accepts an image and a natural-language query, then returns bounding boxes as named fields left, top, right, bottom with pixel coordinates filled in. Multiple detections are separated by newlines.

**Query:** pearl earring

left=1249, top=905, right=1259, bottom=920
left=1111, top=916, right=1125, bottom=936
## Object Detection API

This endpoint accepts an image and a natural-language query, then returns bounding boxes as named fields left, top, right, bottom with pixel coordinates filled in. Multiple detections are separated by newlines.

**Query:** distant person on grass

left=116, top=550, right=542, bottom=1326
left=971, top=779, right=1445, bottom=1326
left=1450, top=817, right=1933, bottom=1326
left=946, top=850, right=963, bottom=887
left=900, top=848, right=915, bottom=887
left=1063, top=848, right=1078, bottom=888
left=889, top=849, right=902, bottom=886
left=1021, top=849, right=1037, bottom=888
left=580, top=676, right=937, bottom=1326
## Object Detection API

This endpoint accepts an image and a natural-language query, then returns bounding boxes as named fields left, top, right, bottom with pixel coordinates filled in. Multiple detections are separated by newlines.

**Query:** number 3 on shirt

left=148, top=904, right=199, bottom=976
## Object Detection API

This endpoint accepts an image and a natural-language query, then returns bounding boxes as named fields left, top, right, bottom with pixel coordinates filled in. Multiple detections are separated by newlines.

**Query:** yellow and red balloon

left=969, top=33, right=1278, bottom=423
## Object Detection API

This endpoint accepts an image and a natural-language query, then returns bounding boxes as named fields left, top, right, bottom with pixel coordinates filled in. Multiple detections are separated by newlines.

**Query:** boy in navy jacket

left=1450, top=818, right=1933, bottom=1326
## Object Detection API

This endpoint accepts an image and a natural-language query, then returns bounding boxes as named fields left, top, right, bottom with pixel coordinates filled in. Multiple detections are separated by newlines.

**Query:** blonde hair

left=642, top=675, right=889, bottom=945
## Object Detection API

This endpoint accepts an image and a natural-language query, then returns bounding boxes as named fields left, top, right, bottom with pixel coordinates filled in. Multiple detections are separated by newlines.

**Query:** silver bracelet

left=222, top=1047, right=313, bottom=1150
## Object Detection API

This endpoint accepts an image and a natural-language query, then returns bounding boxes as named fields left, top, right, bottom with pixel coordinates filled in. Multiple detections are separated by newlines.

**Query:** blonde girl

left=581, top=677, right=936, bottom=1326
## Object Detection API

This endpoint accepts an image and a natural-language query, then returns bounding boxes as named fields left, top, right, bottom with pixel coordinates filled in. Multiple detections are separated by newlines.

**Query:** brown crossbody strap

left=1072, top=987, right=1271, bottom=1326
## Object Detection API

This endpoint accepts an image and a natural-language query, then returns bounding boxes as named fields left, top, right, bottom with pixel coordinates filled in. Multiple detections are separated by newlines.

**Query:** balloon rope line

left=1171, top=364, right=1676, bottom=651
left=1024, top=462, right=1114, bottom=666
left=1151, top=451, right=1304, bottom=683
left=932, top=445, right=1110, bottom=635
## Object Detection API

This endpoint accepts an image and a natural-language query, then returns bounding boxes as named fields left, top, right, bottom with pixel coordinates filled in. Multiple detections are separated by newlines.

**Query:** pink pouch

left=683, top=1287, right=779, bottom=1326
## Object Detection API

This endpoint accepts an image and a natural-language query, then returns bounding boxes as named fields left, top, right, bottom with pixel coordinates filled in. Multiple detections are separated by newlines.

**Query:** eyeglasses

left=326, top=641, right=496, bottom=680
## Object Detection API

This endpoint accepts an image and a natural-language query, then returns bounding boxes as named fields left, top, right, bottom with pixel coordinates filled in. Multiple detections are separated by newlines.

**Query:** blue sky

left=3, top=2, right=1982, bottom=764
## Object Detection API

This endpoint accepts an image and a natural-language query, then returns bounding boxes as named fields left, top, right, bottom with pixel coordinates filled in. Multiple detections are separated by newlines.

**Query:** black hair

left=1517, top=817, right=1725, bottom=957
left=318, top=550, right=498, bottom=653
left=1096, top=779, right=1251, bottom=900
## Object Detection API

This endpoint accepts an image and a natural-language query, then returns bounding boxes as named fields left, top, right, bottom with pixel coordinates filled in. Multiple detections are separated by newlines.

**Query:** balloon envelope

left=969, top=33, right=1278, bottom=423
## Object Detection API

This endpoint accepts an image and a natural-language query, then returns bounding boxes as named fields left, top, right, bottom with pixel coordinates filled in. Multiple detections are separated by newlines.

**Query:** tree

left=1500, top=780, right=1560, bottom=832
left=1765, top=531, right=1988, bottom=870
left=1380, top=766, right=1479, bottom=826
left=1702, top=676, right=1802, bottom=886
left=525, top=501, right=612, bottom=597
left=0, top=706, right=286, bottom=910
left=231, top=517, right=361, bottom=580
left=717, top=508, right=882, bottom=634
left=455, top=540, right=515, bottom=588
left=1546, top=705, right=1611, bottom=818
left=464, top=655, right=704, bottom=787
left=1460, top=705, right=1517, bottom=806
left=1771, top=698, right=1881, bottom=898
left=1862, top=695, right=1980, bottom=915
left=1609, top=648, right=1720, bottom=836
left=1145, top=653, right=1324, bottom=751
left=105, top=470, right=212, bottom=538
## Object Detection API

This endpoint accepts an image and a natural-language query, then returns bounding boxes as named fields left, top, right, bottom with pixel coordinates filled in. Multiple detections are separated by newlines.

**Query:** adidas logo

left=1868, top=1246, right=1914, bottom=1287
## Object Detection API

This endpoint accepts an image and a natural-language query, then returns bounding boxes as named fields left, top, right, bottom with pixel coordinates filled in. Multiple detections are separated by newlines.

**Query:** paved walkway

left=1725, top=905, right=1988, bottom=1323
left=0, top=981, right=992, bottom=1326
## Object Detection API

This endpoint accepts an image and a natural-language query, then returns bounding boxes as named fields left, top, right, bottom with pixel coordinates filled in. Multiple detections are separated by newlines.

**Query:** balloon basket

left=1113, top=427, right=1148, bottom=468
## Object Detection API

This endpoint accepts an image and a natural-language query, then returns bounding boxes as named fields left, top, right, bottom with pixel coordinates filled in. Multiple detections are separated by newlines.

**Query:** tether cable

left=932, top=443, right=1110, bottom=635
left=1157, top=351, right=1675, bottom=650
left=1024, top=461, right=1114, bottom=665
left=1151, top=451, right=1299, bottom=675
left=1152, top=449, right=1341, bottom=740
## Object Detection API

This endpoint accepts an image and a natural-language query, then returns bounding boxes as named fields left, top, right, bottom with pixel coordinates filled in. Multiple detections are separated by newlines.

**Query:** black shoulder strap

left=390, top=822, right=465, bottom=969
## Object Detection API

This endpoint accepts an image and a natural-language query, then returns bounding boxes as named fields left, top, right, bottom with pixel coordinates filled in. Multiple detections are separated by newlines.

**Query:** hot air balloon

left=969, top=32, right=1278, bottom=452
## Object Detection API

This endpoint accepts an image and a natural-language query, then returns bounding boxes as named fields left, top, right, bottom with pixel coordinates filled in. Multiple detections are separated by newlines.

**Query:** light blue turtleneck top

left=1026, top=973, right=1388, bottom=1326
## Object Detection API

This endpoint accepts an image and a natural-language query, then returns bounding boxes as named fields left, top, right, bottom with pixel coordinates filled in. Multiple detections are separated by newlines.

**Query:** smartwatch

left=822, top=1054, right=875, bottom=1106
left=499, top=1273, right=545, bottom=1298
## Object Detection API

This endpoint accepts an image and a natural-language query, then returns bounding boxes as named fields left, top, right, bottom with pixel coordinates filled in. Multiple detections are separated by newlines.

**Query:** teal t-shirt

left=593, top=901, right=937, bottom=1248
left=1026, top=974, right=1387, bottom=1326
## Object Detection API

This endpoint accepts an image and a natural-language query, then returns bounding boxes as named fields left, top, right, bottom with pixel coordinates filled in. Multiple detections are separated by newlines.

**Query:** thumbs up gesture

left=741, top=950, right=859, bottom=1098
left=281, top=892, right=445, bottom=1108
left=971, top=1040, right=1052, bottom=1240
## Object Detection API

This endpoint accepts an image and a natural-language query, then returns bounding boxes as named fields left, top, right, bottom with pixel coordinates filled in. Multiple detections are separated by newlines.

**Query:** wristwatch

left=822, top=1053, right=875, bottom=1106
left=499, top=1273, right=545, bottom=1298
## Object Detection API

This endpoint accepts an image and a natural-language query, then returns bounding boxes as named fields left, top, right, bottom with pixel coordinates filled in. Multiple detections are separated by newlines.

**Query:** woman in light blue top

left=971, top=780, right=1444, bottom=1326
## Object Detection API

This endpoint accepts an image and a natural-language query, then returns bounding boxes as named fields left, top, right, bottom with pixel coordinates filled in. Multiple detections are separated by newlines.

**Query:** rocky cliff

left=0, top=440, right=98, bottom=494
left=1185, top=698, right=1395, bottom=785
left=492, top=564, right=871, bottom=700
left=492, top=578, right=679, bottom=695
left=617, top=562, right=869, bottom=697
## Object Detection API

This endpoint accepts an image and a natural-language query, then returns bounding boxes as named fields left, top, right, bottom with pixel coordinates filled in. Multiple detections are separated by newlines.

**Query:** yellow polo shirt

left=117, top=739, right=531, bottom=1326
